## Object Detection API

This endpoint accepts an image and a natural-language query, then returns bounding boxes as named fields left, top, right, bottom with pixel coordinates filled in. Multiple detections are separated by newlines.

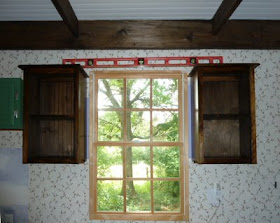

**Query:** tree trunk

left=102, top=79, right=136, bottom=195
left=125, top=104, right=136, bottom=195
left=125, top=147, right=136, bottom=196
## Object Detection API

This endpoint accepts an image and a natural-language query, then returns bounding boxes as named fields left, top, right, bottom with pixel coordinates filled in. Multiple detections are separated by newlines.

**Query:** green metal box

left=0, top=78, right=23, bottom=129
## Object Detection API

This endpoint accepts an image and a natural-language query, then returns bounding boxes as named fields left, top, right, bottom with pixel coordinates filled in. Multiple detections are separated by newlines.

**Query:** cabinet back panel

left=39, top=79, right=74, bottom=115
left=239, top=117, right=252, bottom=157
left=28, top=75, right=74, bottom=115
left=28, top=118, right=41, bottom=157
left=29, top=119, right=74, bottom=158
left=203, top=81, right=239, bottom=114
left=204, top=120, right=240, bottom=157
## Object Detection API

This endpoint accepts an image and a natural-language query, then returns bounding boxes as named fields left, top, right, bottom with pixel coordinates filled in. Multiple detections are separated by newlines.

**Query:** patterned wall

left=0, top=50, right=279, bottom=223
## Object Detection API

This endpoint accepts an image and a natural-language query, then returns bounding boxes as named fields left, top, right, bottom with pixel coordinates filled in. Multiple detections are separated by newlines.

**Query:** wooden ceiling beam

left=51, top=0, right=79, bottom=37
left=212, top=0, right=242, bottom=35
left=0, top=20, right=280, bottom=49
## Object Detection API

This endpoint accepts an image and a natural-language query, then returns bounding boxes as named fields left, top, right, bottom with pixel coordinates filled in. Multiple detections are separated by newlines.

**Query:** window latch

left=14, top=110, right=18, bottom=119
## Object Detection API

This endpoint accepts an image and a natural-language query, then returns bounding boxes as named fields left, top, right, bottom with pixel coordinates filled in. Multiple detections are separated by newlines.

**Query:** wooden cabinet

left=189, top=64, right=259, bottom=164
left=0, top=78, right=23, bottom=130
left=19, top=65, right=88, bottom=164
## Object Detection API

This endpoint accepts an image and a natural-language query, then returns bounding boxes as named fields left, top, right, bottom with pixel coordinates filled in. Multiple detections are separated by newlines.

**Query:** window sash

left=89, top=70, right=189, bottom=221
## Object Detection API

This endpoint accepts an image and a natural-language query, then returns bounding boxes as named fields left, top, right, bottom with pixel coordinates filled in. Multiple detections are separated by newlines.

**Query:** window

left=89, top=71, right=189, bottom=221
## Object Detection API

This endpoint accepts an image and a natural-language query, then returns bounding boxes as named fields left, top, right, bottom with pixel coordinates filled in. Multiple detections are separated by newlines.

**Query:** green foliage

left=98, top=111, right=123, bottom=141
left=152, top=145, right=181, bottom=211
left=154, top=147, right=180, bottom=178
left=127, top=79, right=150, bottom=108
left=152, top=79, right=178, bottom=108
left=131, top=147, right=150, bottom=165
left=97, top=181, right=123, bottom=211
left=153, top=112, right=179, bottom=141
left=97, top=146, right=122, bottom=177
left=99, top=79, right=124, bottom=108
left=154, top=181, right=180, bottom=211
left=129, top=111, right=150, bottom=140
left=127, top=181, right=151, bottom=211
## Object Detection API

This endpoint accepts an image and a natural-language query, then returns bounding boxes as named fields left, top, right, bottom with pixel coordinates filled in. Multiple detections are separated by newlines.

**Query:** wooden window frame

left=89, top=70, right=189, bottom=221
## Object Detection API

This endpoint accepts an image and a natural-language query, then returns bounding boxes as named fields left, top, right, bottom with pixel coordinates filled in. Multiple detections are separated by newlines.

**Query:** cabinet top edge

left=189, top=63, right=260, bottom=76
left=18, top=64, right=89, bottom=78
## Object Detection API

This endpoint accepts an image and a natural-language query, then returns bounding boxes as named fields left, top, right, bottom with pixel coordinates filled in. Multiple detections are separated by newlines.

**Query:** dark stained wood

left=203, top=81, right=239, bottom=114
left=249, top=66, right=257, bottom=164
left=198, top=72, right=204, bottom=164
left=203, top=157, right=252, bottom=164
left=39, top=77, right=74, bottom=115
left=51, top=0, right=79, bottom=37
left=77, top=71, right=87, bottom=162
left=238, top=74, right=251, bottom=159
left=190, top=63, right=260, bottom=73
left=30, top=114, right=75, bottom=120
left=204, top=120, right=240, bottom=157
left=212, top=0, right=243, bottom=35
left=203, top=114, right=247, bottom=120
left=20, top=65, right=88, bottom=164
left=0, top=20, right=280, bottom=49
left=19, top=64, right=88, bottom=76
left=189, top=64, right=259, bottom=164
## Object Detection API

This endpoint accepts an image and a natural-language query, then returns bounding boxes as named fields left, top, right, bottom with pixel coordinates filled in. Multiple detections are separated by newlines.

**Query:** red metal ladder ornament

left=63, top=56, right=223, bottom=68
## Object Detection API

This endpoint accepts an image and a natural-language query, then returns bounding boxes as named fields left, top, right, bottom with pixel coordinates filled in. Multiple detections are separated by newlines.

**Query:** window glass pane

left=98, top=111, right=123, bottom=141
left=126, top=180, right=151, bottom=212
left=97, top=180, right=124, bottom=212
left=125, top=147, right=150, bottom=178
left=153, top=111, right=179, bottom=141
left=152, top=79, right=178, bottom=109
left=98, top=79, right=124, bottom=108
left=153, top=147, right=180, bottom=178
left=128, top=111, right=150, bottom=142
left=154, top=181, right=180, bottom=212
left=127, top=79, right=150, bottom=108
left=97, top=146, right=123, bottom=178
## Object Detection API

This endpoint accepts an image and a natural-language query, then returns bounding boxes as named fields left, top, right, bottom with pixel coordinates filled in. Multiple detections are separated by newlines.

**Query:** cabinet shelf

left=203, top=156, right=252, bottom=164
left=30, top=114, right=75, bottom=120
left=203, top=114, right=250, bottom=120
left=19, top=64, right=88, bottom=164
left=26, top=156, right=78, bottom=164
left=189, top=63, right=259, bottom=164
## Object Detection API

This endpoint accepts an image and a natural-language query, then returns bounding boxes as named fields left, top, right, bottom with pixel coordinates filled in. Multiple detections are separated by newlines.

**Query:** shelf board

left=27, top=156, right=78, bottom=164
left=203, top=114, right=250, bottom=120
left=202, top=156, right=252, bottom=164
left=29, top=114, right=75, bottom=120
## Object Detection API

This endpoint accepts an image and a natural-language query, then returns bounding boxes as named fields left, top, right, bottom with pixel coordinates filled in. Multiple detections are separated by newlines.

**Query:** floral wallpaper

left=0, top=50, right=279, bottom=223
